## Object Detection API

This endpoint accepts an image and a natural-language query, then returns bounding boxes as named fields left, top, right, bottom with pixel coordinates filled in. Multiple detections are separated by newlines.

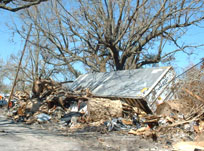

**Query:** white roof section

left=70, top=67, right=173, bottom=99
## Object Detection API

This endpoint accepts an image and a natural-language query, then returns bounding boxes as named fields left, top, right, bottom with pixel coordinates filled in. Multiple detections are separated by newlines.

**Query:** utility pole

left=7, top=24, right=32, bottom=110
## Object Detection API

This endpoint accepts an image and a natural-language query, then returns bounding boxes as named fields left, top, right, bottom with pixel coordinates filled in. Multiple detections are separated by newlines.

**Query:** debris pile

left=3, top=65, right=204, bottom=151
left=6, top=78, right=204, bottom=127
left=8, top=79, right=88, bottom=125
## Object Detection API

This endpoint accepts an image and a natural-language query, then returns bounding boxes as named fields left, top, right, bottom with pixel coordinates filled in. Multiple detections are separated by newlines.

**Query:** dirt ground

left=0, top=109, right=171, bottom=151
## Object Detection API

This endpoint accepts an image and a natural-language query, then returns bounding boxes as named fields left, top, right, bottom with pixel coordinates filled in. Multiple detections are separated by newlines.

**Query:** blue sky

left=0, top=10, right=23, bottom=60
left=0, top=9, right=204, bottom=75
left=167, top=24, right=204, bottom=72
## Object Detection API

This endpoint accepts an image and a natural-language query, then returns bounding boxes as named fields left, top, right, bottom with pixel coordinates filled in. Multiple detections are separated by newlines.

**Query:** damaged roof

left=70, top=66, right=174, bottom=99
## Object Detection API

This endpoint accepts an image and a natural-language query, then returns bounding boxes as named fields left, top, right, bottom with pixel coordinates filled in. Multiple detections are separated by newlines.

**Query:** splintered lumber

left=87, top=98, right=123, bottom=122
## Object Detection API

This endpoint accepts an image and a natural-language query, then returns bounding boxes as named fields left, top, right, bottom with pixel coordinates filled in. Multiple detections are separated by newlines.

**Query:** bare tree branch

left=0, top=0, right=47, bottom=12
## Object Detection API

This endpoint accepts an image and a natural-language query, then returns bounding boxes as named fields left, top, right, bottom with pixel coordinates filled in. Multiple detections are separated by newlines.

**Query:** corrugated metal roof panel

left=71, top=67, right=172, bottom=98
left=70, top=66, right=176, bottom=113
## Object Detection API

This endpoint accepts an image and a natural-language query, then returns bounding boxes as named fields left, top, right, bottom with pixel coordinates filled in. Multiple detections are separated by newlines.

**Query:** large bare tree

left=60, top=0, right=204, bottom=70
left=14, top=0, right=204, bottom=74
left=0, top=0, right=47, bottom=12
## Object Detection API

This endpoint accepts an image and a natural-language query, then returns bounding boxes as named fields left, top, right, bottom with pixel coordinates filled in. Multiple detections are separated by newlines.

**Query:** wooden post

left=7, top=24, right=32, bottom=110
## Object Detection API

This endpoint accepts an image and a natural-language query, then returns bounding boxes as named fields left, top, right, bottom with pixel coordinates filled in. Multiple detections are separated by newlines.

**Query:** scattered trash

left=128, top=126, right=151, bottom=136
left=0, top=100, right=7, bottom=107
left=36, top=113, right=51, bottom=123
left=61, top=112, right=83, bottom=124
left=104, top=118, right=132, bottom=131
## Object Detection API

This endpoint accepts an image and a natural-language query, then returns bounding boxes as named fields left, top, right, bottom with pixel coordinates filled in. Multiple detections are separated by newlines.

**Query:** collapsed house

left=6, top=66, right=176, bottom=125
left=5, top=66, right=204, bottom=150
left=69, top=66, right=176, bottom=113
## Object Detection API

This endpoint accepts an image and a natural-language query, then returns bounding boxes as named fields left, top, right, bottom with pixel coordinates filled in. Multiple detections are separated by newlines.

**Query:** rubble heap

left=5, top=75, right=204, bottom=150
left=8, top=79, right=89, bottom=125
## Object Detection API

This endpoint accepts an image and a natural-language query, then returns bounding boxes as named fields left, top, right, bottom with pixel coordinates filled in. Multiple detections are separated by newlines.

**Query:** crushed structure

left=70, top=66, right=176, bottom=113
left=3, top=65, right=204, bottom=151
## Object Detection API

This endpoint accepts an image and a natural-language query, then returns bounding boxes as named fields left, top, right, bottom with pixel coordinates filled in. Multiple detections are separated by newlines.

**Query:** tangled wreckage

left=3, top=66, right=204, bottom=150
